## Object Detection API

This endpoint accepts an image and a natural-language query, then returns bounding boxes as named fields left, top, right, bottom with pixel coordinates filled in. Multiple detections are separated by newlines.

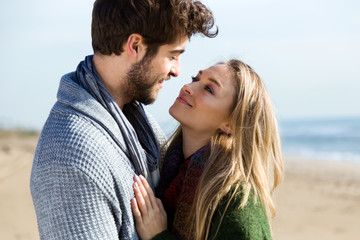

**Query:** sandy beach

left=1, top=130, right=359, bottom=240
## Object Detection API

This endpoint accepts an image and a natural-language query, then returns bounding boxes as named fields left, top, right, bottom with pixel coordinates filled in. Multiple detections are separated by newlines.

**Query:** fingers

left=134, top=175, right=157, bottom=209
left=131, top=198, right=143, bottom=224
left=133, top=180, right=149, bottom=217
left=131, top=177, right=168, bottom=240
left=138, top=175, right=158, bottom=209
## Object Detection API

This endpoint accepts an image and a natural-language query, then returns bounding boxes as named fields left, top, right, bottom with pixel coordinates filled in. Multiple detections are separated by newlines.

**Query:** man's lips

left=158, top=80, right=164, bottom=88
left=177, top=96, right=192, bottom=107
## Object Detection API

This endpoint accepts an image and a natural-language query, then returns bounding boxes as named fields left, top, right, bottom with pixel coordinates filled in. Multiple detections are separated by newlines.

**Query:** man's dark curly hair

left=91, top=0, right=218, bottom=56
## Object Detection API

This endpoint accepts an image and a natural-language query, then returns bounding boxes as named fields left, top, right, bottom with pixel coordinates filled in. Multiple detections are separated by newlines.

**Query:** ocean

left=157, top=117, right=360, bottom=163
left=279, top=117, right=360, bottom=162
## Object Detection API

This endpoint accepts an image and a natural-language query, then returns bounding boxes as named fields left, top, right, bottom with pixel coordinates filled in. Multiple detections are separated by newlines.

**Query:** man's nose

left=169, top=61, right=180, bottom=77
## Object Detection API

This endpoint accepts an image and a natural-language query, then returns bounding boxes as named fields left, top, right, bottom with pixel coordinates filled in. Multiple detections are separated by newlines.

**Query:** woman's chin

left=169, top=105, right=181, bottom=122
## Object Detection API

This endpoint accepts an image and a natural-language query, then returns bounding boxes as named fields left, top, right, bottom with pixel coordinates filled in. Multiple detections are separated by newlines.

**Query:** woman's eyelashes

left=191, top=76, right=198, bottom=82
left=191, top=76, right=214, bottom=95
left=205, top=85, right=214, bottom=94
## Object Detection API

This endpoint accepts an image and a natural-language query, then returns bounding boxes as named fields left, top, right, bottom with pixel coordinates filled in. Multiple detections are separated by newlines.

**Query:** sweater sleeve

left=31, top=163, right=120, bottom=240
left=30, top=111, right=128, bottom=240
left=209, top=188, right=272, bottom=240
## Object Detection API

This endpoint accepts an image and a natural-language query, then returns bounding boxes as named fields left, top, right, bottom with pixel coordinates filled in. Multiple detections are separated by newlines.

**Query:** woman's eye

left=191, top=76, right=198, bottom=82
left=205, top=85, right=214, bottom=94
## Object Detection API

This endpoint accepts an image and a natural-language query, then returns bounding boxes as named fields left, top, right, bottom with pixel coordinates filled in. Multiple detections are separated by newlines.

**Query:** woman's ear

left=126, top=33, right=146, bottom=60
left=219, top=123, right=232, bottom=135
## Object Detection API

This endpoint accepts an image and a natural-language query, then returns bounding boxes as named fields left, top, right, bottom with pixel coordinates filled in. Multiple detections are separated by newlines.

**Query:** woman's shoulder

left=222, top=185, right=268, bottom=223
left=210, top=185, right=272, bottom=240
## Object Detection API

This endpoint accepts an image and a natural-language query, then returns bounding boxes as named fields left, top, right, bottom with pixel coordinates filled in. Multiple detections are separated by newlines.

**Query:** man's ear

left=219, top=122, right=232, bottom=135
left=126, top=33, right=146, bottom=60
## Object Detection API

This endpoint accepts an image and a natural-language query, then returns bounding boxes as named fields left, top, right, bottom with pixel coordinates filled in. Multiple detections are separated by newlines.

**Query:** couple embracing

left=30, top=0, right=284, bottom=239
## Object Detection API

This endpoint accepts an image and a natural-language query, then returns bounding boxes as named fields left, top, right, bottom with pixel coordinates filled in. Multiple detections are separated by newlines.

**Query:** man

left=30, top=0, right=217, bottom=239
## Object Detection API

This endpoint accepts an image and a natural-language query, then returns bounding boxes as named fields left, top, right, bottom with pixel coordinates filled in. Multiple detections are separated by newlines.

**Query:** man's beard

left=125, top=58, right=164, bottom=105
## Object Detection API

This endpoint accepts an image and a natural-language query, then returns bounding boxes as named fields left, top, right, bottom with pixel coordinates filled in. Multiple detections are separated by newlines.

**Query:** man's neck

left=92, top=53, right=132, bottom=109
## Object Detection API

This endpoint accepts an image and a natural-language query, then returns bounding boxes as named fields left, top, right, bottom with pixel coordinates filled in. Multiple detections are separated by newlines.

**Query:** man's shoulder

left=42, top=102, right=107, bottom=144
left=35, top=105, right=127, bottom=168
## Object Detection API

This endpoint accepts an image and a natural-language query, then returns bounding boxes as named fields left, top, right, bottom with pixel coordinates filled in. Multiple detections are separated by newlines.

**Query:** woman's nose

left=182, top=83, right=194, bottom=95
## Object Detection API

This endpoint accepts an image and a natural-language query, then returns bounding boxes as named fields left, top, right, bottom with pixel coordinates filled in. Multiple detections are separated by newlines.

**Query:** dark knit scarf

left=157, top=140, right=210, bottom=240
left=75, top=55, right=160, bottom=187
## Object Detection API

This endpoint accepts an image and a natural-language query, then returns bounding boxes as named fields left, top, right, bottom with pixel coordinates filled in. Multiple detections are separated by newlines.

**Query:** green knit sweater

left=153, top=187, right=272, bottom=240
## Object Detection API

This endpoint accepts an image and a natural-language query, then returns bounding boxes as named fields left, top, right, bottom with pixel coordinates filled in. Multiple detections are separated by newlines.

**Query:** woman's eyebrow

left=169, top=49, right=185, bottom=55
left=198, top=70, right=222, bottom=88
left=208, top=77, right=222, bottom=88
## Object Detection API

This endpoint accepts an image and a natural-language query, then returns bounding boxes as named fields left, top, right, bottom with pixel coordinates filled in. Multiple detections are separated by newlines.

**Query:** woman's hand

left=131, top=175, right=167, bottom=240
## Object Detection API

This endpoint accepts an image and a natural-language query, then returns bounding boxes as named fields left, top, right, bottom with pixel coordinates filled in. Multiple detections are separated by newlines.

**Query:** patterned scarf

left=157, top=140, right=210, bottom=240
left=75, top=55, right=160, bottom=188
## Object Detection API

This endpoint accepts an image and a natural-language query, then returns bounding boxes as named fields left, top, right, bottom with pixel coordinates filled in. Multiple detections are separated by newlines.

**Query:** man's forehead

left=166, top=36, right=188, bottom=49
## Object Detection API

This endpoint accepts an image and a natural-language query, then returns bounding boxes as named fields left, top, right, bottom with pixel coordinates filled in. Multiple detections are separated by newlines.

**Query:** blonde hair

left=165, top=59, right=284, bottom=239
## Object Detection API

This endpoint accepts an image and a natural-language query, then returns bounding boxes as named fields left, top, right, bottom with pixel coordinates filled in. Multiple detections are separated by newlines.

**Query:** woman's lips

left=177, top=96, right=192, bottom=107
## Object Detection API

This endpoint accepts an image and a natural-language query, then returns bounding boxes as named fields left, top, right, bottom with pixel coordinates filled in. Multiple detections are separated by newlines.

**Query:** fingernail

left=134, top=175, right=140, bottom=182
left=139, top=175, right=145, bottom=181
left=134, top=182, right=138, bottom=189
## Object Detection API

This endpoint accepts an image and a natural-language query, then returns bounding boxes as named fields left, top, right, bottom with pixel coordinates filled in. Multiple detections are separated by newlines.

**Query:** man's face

left=126, top=36, right=188, bottom=105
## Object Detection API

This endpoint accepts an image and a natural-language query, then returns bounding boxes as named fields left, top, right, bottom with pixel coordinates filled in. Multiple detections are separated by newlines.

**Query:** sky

left=0, top=0, right=359, bottom=131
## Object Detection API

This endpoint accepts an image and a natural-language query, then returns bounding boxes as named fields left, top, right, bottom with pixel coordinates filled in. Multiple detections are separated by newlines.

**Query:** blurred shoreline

left=0, top=130, right=359, bottom=240
left=279, top=117, right=360, bottom=163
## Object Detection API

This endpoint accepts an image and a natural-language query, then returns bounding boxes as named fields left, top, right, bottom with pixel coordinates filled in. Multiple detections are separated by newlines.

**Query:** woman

left=131, top=59, right=284, bottom=240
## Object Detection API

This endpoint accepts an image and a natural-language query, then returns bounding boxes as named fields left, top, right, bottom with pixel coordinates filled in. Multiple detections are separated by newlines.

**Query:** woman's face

left=169, top=64, right=235, bottom=136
